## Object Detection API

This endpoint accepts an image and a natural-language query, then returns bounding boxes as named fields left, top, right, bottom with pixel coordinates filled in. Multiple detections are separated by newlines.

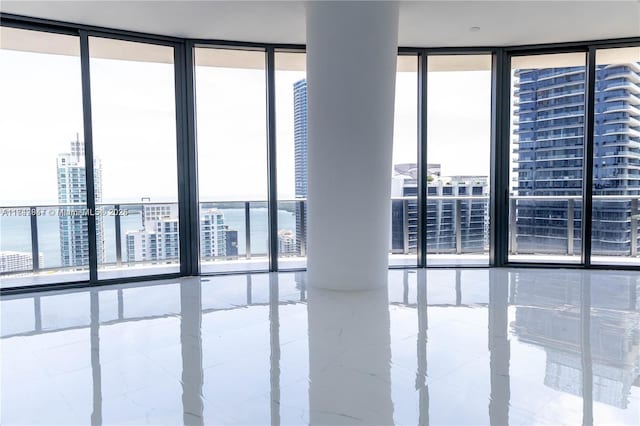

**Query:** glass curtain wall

left=2, top=20, right=640, bottom=289
left=89, top=37, right=180, bottom=279
left=426, top=55, right=492, bottom=266
left=591, top=47, right=640, bottom=266
left=194, top=47, right=269, bottom=273
left=508, top=53, right=587, bottom=264
left=0, top=27, right=88, bottom=288
left=275, top=51, right=307, bottom=270
left=390, top=55, right=419, bottom=267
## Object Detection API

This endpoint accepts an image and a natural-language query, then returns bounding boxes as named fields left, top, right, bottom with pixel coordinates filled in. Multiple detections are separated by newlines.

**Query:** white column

left=306, top=1, right=399, bottom=290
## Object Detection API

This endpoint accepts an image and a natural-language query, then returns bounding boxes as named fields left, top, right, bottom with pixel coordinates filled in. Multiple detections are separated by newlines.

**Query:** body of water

left=0, top=208, right=295, bottom=268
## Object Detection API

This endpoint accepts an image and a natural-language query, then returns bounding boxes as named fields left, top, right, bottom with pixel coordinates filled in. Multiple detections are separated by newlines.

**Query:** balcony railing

left=0, top=202, right=182, bottom=278
left=509, top=195, right=640, bottom=257
left=413, top=195, right=489, bottom=255
left=2, top=195, right=638, bottom=281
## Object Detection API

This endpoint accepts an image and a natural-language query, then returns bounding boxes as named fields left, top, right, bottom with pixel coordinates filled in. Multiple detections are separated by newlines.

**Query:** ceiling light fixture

left=470, top=26, right=481, bottom=32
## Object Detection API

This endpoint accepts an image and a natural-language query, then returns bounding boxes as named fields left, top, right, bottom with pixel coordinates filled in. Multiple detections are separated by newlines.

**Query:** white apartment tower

left=126, top=204, right=180, bottom=263
left=278, top=229, right=297, bottom=256
left=0, top=251, right=44, bottom=273
left=200, top=209, right=227, bottom=260
left=56, top=136, right=104, bottom=267
left=125, top=205, right=227, bottom=262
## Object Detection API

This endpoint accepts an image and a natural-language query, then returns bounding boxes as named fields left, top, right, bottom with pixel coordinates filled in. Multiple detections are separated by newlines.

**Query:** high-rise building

left=391, top=164, right=418, bottom=253
left=126, top=204, right=180, bottom=263
left=224, top=226, right=238, bottom=258
left=278, top=229, right=297, bottom=256
left=426, top=176, right=489, bottom=253
left=0, top=251, right=43, bottom=273
left=391, top=164, right=489, bottom=254
left=512, top=62, right=640, bottom=255
left=592, top=62, right=640, bottom=254
left=56, top=136, right=104, bottom=267
left=294, top=79, right=308, bottom=255
left=125, top=205, right=233, bottom=263
left=199, top=208, right=228, bottom=260
left=141, top=204, right=178, bottom=228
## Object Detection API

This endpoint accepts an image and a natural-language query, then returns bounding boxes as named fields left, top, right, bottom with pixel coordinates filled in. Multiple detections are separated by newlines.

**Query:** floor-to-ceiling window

left=591, top=47, right=640, bottom=266
left=390, top=55, right=419, bottom=267
left=0, top=27, right=88, bottom=288
left=194, top=47, right=269, bottom=273
left=508, top=52, right=587, bottom=264
left=275, top=51, right=307, bottom=270
left=426, top=54, right=492, bottom=266
left=3, top=15, right=640, bottom=292
left=89, top=37, right=180, bottom=279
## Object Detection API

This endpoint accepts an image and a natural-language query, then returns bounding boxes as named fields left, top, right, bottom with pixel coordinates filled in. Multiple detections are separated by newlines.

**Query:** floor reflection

left=511, top=270, right=640, bottom=419
left=489, top=269, right=510, bottom=426
left=308, top=285, right=393, bottom=424
left=1, top=268, right=638, bottom=425
left=180, top=277, right=204, bottom=425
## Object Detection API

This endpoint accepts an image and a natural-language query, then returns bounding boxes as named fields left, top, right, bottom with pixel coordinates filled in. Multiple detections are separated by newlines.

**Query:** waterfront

left=0, top=208, right=295, bottom=268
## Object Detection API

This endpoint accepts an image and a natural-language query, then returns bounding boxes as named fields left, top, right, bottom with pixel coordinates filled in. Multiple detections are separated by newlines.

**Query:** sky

left=0, top=44, right=491, bottom=205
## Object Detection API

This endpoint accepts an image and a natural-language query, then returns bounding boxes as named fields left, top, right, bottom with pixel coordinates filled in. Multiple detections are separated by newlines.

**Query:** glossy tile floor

left=1, top=268, right=639, bottom=425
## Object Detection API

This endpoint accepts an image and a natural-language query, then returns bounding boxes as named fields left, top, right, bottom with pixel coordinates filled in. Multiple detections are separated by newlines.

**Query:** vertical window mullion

left=582, top=47, right=597, bottom=266
left=79, top=30, right=99, bottom=282
left=417, top=51, right=428, bottom=268
left=266, top=47, right=279, bottom=272
left=175, top=41, right=200, bottom=276
left=491, top=49, right=511, bottom=267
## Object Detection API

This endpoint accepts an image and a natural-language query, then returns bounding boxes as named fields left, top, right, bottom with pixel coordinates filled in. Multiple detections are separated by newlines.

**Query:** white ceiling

left=1, top=1, right=639, bottom=47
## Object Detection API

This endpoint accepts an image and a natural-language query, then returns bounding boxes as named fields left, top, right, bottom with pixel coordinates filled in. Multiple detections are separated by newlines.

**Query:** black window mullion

left=174, top=41, right=200, bottom=276
left=582, top=47, right=597, bottom=266
left=79, top=30, right=98, bottom=282
left=491, top=49, right=511, bottom=267
left=417, top=52, right=428, bottom=268
left=266, top=47, right=279, bottom=271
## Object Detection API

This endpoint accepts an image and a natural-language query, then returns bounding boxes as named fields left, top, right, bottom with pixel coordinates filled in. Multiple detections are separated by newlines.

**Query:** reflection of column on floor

left=629, top=282, right=638, bottom=311
left=269, top=273, right=281, bottom=425
left=246, top=275, right=252, bottom=305
left=90, top=290, right=102, bottom=426
left=581, top=272, right=593, bottom=426
left=295, top=271, right=307, bottom=302
left=117, top=288, right=124, bottom=320
left=416, top=269, right=429, bottom=426
left=455, top=269, right=462, bottom=306
left=508, top=273, right=516, bottom=305
left=308, top=286, right=393, bottom=424
left=489, top=269, right=510, bottom=425
left=403, top=270, right=410, bottom=304
left=34, top=295, right=42, bottom=331
left=180, top=281, right=204, bottom=426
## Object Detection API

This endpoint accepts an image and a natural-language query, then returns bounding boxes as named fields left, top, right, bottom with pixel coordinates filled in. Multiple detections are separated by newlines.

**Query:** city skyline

left=1, top=42, right=638, bottom=273
left=0, top=47, right=492, bottom=204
